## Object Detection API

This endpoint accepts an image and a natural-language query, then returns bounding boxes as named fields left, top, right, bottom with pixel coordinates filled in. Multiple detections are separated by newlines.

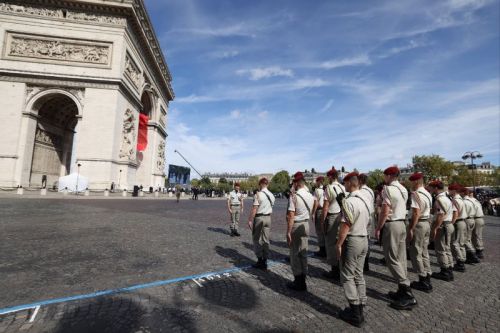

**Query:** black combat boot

left=252, top=257, right=267, bottom=270
left=446, top=267, right=454, bottom=281
left=314, top=246, right=327, bottom=258
left=390, top=284, right=417, bottom=310
left=388, top=284, right=404, bottom=301
left=234, top=230, right=241, bottom=237
left=323, top=265, right=340, bottom=281
left=432, top=268, right=453, bottom=282
left=410, top=275, right=432, bottom=293
left=339, top=303, right=364, bottom=327
left=476, top=249, right=484, bottom=259
left=465, top=251, right=480, bottom=264
left=425, top=274, right=433, bottom=291
left=453, top=260, right=466, bottom=272
left=287, top=275, right=307, bottom=291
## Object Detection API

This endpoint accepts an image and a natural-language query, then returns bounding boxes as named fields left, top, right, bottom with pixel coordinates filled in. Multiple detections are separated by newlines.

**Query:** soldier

left=448, top=183, right=467, bottom=272
left=247, top=178, right=275, bottom=270
left=312, top=176, right=326, bottom=257
left=286, top=171, right=315, bottom=291
left=461, top=188, right=480, bottom=263
left=375, top=166, right=416, bottom=310
left=321, top=168, right=346, bottom=280
left=429, top=180, right=456, bottom=282
left=227, top=182, right=244, bottom=237
left=469, top=191, right=485, bottom=260
left=336, top=172, right=370, bottom=327
left=358, top=173, right=375, bottom=272
left=407, top=172, right=433, bottom=292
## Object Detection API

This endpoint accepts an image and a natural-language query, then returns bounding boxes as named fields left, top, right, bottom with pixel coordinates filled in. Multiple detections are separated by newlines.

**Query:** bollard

left=63, top=187, right=68, bottom=196
left=41, top=188, right=47, bottom=196
left=139, top=190, right=144, bottom=197
left=154, top=191, right=159, bottom=198
left=84, top=189, right=90, bottom=196
left=17, top=186, right=23, bottom=195
left=122, top=189, right=127, bottom=197
left=104, top=189, right=109, bottom=197
left=168, top=192, right=173, bottom=197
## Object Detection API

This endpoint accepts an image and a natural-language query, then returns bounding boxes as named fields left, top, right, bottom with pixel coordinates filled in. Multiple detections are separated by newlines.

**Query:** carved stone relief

left=66, top=11, right=126, bottom=25
left=35, top=127, right=62, bottom=147
left=25, top=85, right=85, bottom=109
left=119, top=109, right=137, bottom=161
left=0, top=3, right=63, bottom=17
left=124, top=54, right=143, bottom=88
left=6, top=33, right=111, bottom=66
left=156, top=140, right=165, bottom=171
left=159, top=106, right=166, bottom=128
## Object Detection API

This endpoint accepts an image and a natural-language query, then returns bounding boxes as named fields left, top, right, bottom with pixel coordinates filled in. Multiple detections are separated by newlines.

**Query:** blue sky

left=145, top=0, right=499, bottom=175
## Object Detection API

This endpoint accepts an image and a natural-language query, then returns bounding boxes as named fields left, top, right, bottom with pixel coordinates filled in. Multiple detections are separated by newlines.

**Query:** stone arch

left=27, top=92, right=80, bottom=188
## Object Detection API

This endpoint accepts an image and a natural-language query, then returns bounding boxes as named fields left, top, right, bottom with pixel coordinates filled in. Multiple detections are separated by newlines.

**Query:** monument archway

left=29, top=93, right=79, bottom=188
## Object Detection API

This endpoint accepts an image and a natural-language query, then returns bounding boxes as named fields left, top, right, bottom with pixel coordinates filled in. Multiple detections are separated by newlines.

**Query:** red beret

left=234, top=182, right=240, bottom=187
left=259, top=177, right=268, bottom=185
left=343, top=171, right=359, bottom=182
left=326, top=168, right=338, bottom=178
left=448, top=183, right=462, bottom=191
left=460, top=187, right=470, bottom=194
left=428, top=180, right=443, bottom=188
left=384, top=166, right=400, bottom=176
left=292, top=171, right=305, bottom=182
left=316, top=176, right=324, bottom=183
left=409, top=172, right=423, bottom=181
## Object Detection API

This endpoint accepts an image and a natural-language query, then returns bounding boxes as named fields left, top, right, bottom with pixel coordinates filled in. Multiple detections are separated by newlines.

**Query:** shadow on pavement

left=207, top=226, right=232, bottom=236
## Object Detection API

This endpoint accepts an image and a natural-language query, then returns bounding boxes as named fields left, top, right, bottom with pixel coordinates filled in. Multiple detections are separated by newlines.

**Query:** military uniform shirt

left=463, top=197, right=476, bottom=218
left=453, top=194, right=467, bottom=220
left=229, top=190, right=242, bottom=206
left=324, top=182, right=346, bottom=214
left=382, top=180, right=408, bottom=220
left=254, top=188, right=275, bottom=215
left=358, top=185, right=375, bottom=215
left=471, top=197, right=484, bottom=217
left=410, top=187, right=432, bottom=219
left=288, top=187, right=315, bottom=221
left=434, top=192, right=455, bottom=222
left=341, top=190, right=370, bottom=236
left=314, top=186, right=324, bottom=209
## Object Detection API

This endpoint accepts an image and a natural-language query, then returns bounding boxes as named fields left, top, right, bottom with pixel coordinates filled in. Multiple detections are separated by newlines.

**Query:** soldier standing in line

left=469, top=191, right=485, bottom=260
left=429, top=180, right=456, bottom=282
left=286, top=172, right=315, bottom=291
left=321, top=168, right=346, bottom=281
left=461, top=188, right=479, bottom=263
left=227, top=182, right=244, bottom=237
left=336, top=172, right=370, bottom=327
left=358, top=173, right=375, bottom=272
left=247, top=178, right=275, bottom=270
left=375, top=166, right=417, bottom=310
left=407, top=172, right=433, bottom=292
left=312, top=176, right=326, bottom=257
left=449, top=184, right=467, bottom=272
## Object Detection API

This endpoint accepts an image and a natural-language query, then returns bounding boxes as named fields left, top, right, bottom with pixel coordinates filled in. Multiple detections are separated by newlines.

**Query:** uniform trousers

left=314, top=209, right=325, bottom=247
left=230, top=206, right=241, bottom=231
left=324, top=213, right=341, bottom=266
left=435, top=223, right=454, bottom=268
left=382, top=221, right=410, bottom=286
left=472, top=218, right=485, bottom=250
left=451, top=220, right=467, bottom=261
left=253, top=215, right=271, bottom=259
left=290, top=221, right=309, bottom=276
left=410, top=221, right=431, bottom=277
left=464, top=218, right=475, bottom=252
left=340, top=236, right=368, bottom=306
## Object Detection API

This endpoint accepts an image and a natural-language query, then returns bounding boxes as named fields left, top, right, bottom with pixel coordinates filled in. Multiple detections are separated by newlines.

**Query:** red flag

left=137, top=113, right=148, bottom=152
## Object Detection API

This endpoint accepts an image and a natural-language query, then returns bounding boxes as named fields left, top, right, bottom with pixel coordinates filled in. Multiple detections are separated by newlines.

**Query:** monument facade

left=0, top=0, right=174, bottom=190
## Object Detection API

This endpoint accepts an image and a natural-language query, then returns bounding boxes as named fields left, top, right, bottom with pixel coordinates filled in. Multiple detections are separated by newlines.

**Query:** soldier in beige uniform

left=449, top=184, right=467, bottom=272
left=336, top=172, right=370, bottom=327
left=321, top=168, right=346, bottom=280
left=429, top=180, right=456, bottom=282
left=461, top=187, right=480, bottom=263
left=286, top=172, right=315, bottom=291
left=469, top=191, right=485, bottom=259
left=247, top=178, right=275, bottom=270
left=358, top=174, right=375, bottom=272
left=375, top=166, right=416, bottom=310
left=312, top=176, right=326, bottom=257
left=227, top=183, right=244, bottom=237
left=407, top=172, right=433, bottom=292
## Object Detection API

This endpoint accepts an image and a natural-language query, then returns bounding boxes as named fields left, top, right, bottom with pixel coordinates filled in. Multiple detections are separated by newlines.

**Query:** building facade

left=0, top=0, right=173, bottom=190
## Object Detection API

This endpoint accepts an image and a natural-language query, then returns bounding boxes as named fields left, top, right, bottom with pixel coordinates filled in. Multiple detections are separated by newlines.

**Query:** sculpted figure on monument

left=157, top=141, right=165, bottom=171
left=119, top=109, right=137, bottom=160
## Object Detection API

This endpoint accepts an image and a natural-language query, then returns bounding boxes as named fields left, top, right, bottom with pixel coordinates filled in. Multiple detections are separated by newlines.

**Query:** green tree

left=191, top=179, right=200, bottom=187
left=240, top=176, right=259, bottom=192
left=412, top=154, right=454, bottom=181
left=199, top=176, right=213, bottom=190
left=367, top=169, right=384, bottom=190
left=269, top=170, right=290, bottom=194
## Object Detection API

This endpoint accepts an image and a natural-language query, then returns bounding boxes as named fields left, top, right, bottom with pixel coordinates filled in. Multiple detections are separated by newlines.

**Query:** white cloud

left=230, top=110, right=241, bottom=119
left=320, top=55, right=372, bottom=70
left=319, top=99, right=334, bottom=113
left=236, top=66, right=294, bottom=80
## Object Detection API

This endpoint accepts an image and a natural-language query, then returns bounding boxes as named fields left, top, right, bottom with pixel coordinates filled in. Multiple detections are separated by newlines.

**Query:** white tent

left=58, top=173, right=89, bottom=193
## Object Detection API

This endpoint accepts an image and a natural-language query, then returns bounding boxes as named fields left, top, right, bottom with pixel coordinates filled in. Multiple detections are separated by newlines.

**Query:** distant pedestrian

left=228, top=182, right=243, bottom=237
left=175, top=185, right=181, bottom=203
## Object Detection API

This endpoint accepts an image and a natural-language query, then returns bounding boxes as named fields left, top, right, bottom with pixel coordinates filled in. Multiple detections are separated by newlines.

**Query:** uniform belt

left=474, top=216, right=484, bottom=219
left=327, top=212, right=340, bottom=217
left=386, top=219, right=405, bottom=222
left=455, top=219, right=465, bottom=222
left=255, top=213, right=271, bottom=217
left=347, top=235, right=367, bottom=238
left=231, top=205, right=241, bottom=207
left=418, top=218, right=430, bottom=222
left=294, top=219, right=309, bottom=223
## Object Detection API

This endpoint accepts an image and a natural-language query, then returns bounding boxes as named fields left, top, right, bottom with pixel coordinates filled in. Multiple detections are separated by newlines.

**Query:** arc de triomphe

left=0, top=0, right=174, bottom=190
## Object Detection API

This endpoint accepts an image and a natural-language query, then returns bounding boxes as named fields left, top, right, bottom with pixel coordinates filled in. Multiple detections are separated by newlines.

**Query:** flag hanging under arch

left=137, top=113, right=148, bottom=152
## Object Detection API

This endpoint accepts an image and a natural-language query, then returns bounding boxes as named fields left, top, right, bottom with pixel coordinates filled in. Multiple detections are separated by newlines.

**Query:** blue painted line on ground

left=0, top=257, right=293, bottom=316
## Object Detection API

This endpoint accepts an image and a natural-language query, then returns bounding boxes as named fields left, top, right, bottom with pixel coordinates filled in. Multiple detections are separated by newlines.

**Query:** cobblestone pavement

left=0, top=198, right=498, bottom=332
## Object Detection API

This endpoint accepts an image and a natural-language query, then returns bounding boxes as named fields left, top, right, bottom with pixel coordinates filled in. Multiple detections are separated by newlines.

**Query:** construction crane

left=174, top=150, right=204, bottom=179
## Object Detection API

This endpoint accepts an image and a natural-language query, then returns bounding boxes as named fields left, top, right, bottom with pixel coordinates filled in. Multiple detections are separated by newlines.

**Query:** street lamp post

left=118, top=169, right=122, bottom=190
left=462, top=151, right=483, bottom=194
left=76, top=163, right=82, bottom=195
